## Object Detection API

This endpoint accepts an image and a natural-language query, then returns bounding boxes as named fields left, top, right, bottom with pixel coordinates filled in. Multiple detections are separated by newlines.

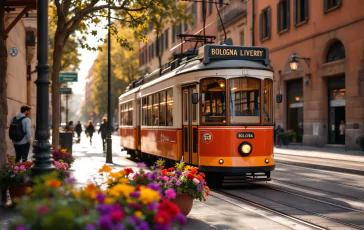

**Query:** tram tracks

left=213, top=184, right=364, bottom=229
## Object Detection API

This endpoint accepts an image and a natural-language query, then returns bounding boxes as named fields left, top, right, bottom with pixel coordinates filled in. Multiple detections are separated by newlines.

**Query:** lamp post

left=32, top=0, right=55, bottom=176
left=106, top=5, right=113, bottom=163
left=289, top=53, right=312, bottom=85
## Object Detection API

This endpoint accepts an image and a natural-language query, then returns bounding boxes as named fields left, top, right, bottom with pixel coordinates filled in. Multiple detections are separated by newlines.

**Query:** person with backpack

left=9, top=106, right=32, bottom=163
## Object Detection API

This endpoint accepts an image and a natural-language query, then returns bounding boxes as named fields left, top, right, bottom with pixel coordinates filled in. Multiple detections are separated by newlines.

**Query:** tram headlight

left=265, top=158, right=269, bottom=164
left=238, top=142, right=252, bottom=156
left=219, top=159, right=224, bottom=164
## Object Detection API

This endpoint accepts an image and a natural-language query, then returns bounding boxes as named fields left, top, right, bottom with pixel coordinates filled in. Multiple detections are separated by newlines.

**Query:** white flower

left=193, top=178, right=200, bottom=184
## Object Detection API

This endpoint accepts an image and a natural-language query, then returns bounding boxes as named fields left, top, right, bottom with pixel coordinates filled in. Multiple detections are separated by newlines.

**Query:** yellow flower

left=84, top=184, right=99, bottom=199
left=109, top=184, right=135, bottom=198
left=25, top=187, right=32, bottom=194
left=58, top=159, right=64, bottom=163
left=99, top=164, right=112, bottom=173
left=139, top=187, right=161, bottom=204
left=104, top=197, right=116, bottom=204
left=72, top=190, right=81, bottom=198
left=46, top=179, right=62, bottom=189
left=61, top=149, right=67, bottom=153
left=117, top=178, right=129, bottom=184
left=109, top=171, right=123, bottom=179
left=134, top=211, right=143, bottom=218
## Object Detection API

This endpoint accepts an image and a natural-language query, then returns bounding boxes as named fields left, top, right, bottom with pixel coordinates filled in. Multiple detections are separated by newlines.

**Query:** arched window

left=326, top=41, right=345, bottom=63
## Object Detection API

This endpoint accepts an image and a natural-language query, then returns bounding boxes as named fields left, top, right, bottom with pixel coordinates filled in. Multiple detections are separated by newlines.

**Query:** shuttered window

left=259, top=7, right=271, bottom=41
left=294, top=0, right=309, bottom=25
left=277, top=0, right=290, bottom=33
left=324, top=0, right=342, bottom=13
left=165, top=29, right=169, bottom=49
left=172, top=27, right=176, bottom=43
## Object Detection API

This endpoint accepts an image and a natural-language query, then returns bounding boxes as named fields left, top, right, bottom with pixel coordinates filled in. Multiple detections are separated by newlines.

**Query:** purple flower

left=166, top=182, right=172, bottom=186
left=86, top=224, right=96, bottom=230
left=130, top=191, right=140, bottom=198
left=147, top=202, right=158, bottom=211
left=15, top=226, right=27, bottom=230
left=97, top=204, right=112, bottom=214
left=176, top=213, right=188, bottom=225
left=175, top=170, right=182, bottom=177
left=164, top=188, right=176, bottom=199
left=197, top=185, right=202, bottom=192
left=129, top=216, right=139, bottom=225
left=136, top=221, right=150, bottom=230
left=175, top=181, right=181, bottom=186
left=96, top=192, right=106, bottom=202
left=147, top=172, right=157, bottom=181
left=137, top=162, right=147, bottom=167
left=114, top=224, right=125, bottom=230
left=146, top=183, right=161, bottom=191
left=99, top=215, right=113, bottom=229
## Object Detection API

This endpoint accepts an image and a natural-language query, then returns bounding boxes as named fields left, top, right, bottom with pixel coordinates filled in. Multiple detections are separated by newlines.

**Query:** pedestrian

left=276, top=125, right=283, bottom=147
left=339, top=120, right=345, bottom=145
left=98, top=117, right=108, bottom=152
left=75, top=121, right=82, bottom=143
left=9, top=105, right=32, bottom=163
left=85, top=120, right=95, bottom=145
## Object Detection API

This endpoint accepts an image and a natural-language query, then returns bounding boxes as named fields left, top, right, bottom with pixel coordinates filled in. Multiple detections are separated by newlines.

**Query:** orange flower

left=46, top=179, right=62, bottom=189
left=99, top=164, right=112, bottom=173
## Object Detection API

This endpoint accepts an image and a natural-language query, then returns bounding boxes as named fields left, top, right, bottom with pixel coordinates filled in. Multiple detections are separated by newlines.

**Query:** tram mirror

left=276, top=94, right=283, bottom=103
left=192, top=93, right=199, bottom=104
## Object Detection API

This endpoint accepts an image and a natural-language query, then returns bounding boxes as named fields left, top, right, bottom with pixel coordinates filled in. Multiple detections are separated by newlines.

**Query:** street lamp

left=106, top=4, right=113, bottom=164
left=289, top=53, right=312, bottom=85
left=32, top=0, right=55, bottom=176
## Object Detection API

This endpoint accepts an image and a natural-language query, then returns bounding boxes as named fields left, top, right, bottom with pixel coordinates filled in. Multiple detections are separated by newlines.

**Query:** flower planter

left=9, top=183, right=31, bottom=202
left=173, top=193, right=194, bottom=216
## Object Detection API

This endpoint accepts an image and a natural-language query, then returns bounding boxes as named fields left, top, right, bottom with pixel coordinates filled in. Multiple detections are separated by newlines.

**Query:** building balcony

left=217, top=0, right=247, bottom=31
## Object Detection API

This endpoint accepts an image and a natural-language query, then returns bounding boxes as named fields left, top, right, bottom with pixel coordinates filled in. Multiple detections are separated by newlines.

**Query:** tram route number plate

left=237, top=132, right=255, bottom=139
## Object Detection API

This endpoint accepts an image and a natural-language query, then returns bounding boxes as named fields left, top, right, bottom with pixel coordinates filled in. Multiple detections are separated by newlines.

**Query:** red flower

left=187, top=173, right=195, bottom=180
left=168, top=167, right=175, bottom=171
left=124, top=168, right=134, bottom=175
left=154, top=211, right=170, bottom=225
left=110, top=210, right=125, bottom=223
left=159, top=199, right=180, bottom=217
left=190, top=168, right=198, bottom=175
left=199, top=172, right=206, bottom=178
left=161, top=169, right=168, bottom=176
left=206, top=191, right=209, bottom=196
left=37, top=205, right=49, bottom=214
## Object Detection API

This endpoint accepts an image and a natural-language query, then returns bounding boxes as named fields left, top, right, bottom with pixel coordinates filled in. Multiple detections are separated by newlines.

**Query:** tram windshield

left=201, top=78, right=226, bottom=123
left=230, top=78, right=261, bottom=124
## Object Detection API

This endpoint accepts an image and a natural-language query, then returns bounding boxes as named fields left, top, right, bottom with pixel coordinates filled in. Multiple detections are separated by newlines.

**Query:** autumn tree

left=50, top=0, right=167, bottom=146
left=89, top=25, right=138, bottom=119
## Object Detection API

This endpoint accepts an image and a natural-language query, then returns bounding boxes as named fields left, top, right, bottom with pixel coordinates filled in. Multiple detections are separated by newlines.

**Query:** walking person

left=98, top=117, right=108, bottom=152
left=339, top=120, right=345, bottom=145
left=85, top=120, right=95, bottom=145
left=9, top=106, right=32, bottom=163
left=75, top=121, right=82, bottom=143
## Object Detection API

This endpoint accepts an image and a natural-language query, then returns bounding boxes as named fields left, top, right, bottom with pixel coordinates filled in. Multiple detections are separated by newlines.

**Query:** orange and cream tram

left=119, top=44, right=279, bottom=184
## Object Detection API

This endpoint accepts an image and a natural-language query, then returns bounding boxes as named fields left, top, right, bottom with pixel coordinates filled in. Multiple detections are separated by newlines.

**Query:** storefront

left=286, top=79, right=303, bottom=143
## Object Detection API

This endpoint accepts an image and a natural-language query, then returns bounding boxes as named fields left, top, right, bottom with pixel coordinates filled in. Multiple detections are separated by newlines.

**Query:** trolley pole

left=106, top=5, right=113, bottom=164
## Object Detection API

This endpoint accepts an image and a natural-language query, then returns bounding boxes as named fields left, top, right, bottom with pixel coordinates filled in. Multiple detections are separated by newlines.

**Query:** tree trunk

left=51, top=30, right=66, bottom=147
left=0, top=3, right=8, bottom=168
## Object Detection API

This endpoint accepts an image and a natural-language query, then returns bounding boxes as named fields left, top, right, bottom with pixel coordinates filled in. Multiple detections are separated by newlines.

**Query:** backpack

left=9, top=116, right=26, bottom=142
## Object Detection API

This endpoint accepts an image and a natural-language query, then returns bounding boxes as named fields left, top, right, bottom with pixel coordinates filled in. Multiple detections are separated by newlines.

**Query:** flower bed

left=51, top=148, right=75, bottom=168
left=11, top=165, right=188, bottom=230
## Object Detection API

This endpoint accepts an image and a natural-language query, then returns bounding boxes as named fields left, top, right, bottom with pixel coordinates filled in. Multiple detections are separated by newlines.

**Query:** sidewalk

left=274, top=145, right=364, bottom=175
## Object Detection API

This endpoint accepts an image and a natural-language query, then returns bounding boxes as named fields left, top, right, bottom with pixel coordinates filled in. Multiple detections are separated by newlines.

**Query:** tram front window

left=201, top=78, right=226, bottom=123
left=229, top=78, right=261, bottom=124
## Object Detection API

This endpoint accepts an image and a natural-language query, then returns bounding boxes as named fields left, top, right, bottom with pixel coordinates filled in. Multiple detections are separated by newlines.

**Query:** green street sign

left=60, top=87, right=72, bottom=94
left=60, top=72, right=78, bottom=82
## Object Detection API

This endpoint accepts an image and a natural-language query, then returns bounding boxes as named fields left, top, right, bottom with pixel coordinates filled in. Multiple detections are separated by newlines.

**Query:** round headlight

left=219, top=159, right=224, bottom=164
left=238, top=142, right=252, bottom=156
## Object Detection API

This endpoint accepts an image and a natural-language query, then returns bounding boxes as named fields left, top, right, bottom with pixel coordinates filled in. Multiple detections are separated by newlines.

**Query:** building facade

left=247, top=0, right=364, bottom=149
left=2, top=2, right=38, bottom=155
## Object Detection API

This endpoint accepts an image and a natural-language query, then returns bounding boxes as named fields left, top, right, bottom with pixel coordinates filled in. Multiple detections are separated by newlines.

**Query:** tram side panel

left=140, top=128, right=182, bottom=161
left=198, top=126, right=275, bottom=174
left=119, top=127, right=138, bottom=150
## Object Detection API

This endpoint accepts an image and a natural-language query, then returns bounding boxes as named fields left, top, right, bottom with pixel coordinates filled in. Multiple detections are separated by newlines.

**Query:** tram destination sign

left=237, top=132, right=255, bottom=139
left=198, top=45, right=269, bottom=65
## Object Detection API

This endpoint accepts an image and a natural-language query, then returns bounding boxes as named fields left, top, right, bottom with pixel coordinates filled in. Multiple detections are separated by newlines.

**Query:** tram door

left=182, top=85, right=199, bottom=165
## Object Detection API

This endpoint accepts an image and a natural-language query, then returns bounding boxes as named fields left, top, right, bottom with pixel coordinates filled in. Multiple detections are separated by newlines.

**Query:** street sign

left=60, top=72, right=78, bottom=82
left=60, top=87, right=72, bottom=94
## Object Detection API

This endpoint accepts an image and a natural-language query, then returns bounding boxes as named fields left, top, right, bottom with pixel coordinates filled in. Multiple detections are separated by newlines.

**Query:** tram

left=118, top=44, right=281, bottom=183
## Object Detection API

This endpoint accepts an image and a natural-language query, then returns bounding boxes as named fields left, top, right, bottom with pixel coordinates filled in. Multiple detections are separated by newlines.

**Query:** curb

left=275, top=159, right=364, bottom=176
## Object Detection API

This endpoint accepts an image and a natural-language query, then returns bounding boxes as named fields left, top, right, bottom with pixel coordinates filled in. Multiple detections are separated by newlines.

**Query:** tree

left=50, top=0, right=167, bottom=146
left=148, top=0, right=192, bottom=70
left=89, top=25, right=139, bottom=119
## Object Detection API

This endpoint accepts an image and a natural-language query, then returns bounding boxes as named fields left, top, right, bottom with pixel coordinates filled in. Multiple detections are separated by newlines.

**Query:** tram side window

left=147, top=95, right=153, bottom=126
left=264, top=79, right=273, bottom=124
left=124, top=103, right=128, bottom=126
left=153, top=93, right=159, bottom=126
left=142, top=97, right=147, bottom=126
left=166, top=88, right=173, bottom=126
left=119, top=104, right=122, bottom=126
left=229, top=78, right=261, bottom=124
left=201, top=78, right=226, bottom=123
left=128, top=101, right=133, bottom=126
left=159, top=91, right=166, bottom=126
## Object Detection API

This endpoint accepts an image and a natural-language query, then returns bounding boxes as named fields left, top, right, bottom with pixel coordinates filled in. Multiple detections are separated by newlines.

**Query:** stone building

left=1, top=0, right=38, bottom=155
left=247, top=0, right=364, bottom=149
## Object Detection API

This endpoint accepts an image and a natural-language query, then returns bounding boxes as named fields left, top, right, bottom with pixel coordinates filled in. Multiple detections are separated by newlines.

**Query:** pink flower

left=19, top=165, right=26, bottom=171
left=165, top=188, right=176, bottom=199
left=193, top=178, right=200, bottom=184
left=161, top=176, right=169, bottom=181
left=37, top=205, right=49, bottom=214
